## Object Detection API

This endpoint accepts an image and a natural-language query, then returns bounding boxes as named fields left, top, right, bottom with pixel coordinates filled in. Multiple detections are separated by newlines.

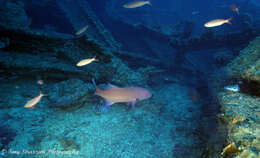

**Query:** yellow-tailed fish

left=24, top=92, right=47, bottom=108
left=92, top=79, right=151, bottom=108
left=75, top=25, right=89, bottom=36
left=76, top=56, right=98, bottom=67
left=204, top=18, right=232, bottom=28
left=123, top=0, right=151, bottom=9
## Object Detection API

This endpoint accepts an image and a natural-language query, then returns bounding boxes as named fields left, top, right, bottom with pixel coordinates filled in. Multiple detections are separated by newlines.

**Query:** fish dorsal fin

left=104, top=83, right=118, bottom=90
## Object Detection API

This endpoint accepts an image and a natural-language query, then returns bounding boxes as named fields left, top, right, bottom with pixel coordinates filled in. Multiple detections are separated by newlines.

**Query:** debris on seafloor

left=221, top=142, right=242, bottom=157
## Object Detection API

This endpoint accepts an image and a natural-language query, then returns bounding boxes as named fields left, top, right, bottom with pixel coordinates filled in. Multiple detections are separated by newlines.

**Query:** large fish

left=123, top=0, right=151, bottom=9
left=204, top=18, right=232, bottom=28
left=92, top=79, right=151, bottom=108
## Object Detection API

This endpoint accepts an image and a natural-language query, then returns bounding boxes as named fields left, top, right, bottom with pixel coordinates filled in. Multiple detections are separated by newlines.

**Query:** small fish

left=75, top=25, right=89, bottom=36
left=37, top=80, right=44, bottom=85
left=76, top=56, right=98, bottom=67
left=24, top=92, right=47, bottom=108
left=192, top=11, right=200, bottom=15
left=204, top=18, right=232, bottom=28
left=230, top=5, right=239, bottom=15
left=92, top=79, right=151, bottom=108
left=123, top=0, right=151, bottom=9
left=224, top=84, right=240, bottom=92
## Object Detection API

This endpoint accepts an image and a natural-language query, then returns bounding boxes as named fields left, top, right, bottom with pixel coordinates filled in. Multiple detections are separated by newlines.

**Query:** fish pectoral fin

left=104, top=100, right=114, bottom=106
left=130, top=100, right=137, bottom=108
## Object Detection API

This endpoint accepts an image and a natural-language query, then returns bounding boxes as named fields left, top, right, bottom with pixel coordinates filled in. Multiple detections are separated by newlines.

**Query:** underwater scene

left=0, top=0, right=260, bottom=157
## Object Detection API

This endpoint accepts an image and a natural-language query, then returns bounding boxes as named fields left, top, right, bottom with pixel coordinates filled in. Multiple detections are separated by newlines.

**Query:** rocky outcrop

left=215, top=36, right=260, bottom=158
left=0, top=24, right=146, bottom=86
left=226, top=36, right=260, bottom=84
left=169, top=29, right=260, bottom=51
left=47, top=79, right=92, bottom=110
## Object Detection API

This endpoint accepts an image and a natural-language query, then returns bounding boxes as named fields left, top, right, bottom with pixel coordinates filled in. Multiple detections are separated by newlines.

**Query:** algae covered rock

left=227, top=36, right=260, bottom=83
left=216, top=36, right=260, bottom=158
left=110, top=57, right=147, bottom=86
left=48, top=79, right=92, bottom=110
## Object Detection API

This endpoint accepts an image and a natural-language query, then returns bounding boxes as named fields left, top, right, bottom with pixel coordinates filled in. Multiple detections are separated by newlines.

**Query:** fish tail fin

left=92, top=79, right=101, bottom=95
left=92, top=78, right=97, bottom=88
left=147, top=1, right=152, bottom=6
left=227, top=17, right=233, bottom=25
left=94, top=56, right=98, bottom=62
left=40, top=91, right=48, bottom=97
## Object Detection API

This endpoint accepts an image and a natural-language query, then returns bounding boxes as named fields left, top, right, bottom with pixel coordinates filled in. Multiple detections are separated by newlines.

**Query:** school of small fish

left=22, top=1, right=244, bottom=110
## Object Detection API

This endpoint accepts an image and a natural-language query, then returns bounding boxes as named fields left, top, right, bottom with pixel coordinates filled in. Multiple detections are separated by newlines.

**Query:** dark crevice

left=240, top=79, right=260, bottom=97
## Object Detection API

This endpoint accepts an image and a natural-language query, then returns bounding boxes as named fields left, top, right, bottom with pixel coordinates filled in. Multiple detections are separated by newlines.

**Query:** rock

left=227, top=36, right=260, bottom=84
left=0, top=37, right=9, bottom=49
left=55, top=0, right=120, bottom=50
left=215, top=36, right=260, bottom=158
left=58, top=137, right=80, bottom=151
left=47, top=79, right=92, bottom=110
left=213, top=49, right=235, bottom=66
left=0, top=25, right=148, bottom=86
left=0, top=1, right=31, bottom=30
left=0, top=124, right=16, bottom=150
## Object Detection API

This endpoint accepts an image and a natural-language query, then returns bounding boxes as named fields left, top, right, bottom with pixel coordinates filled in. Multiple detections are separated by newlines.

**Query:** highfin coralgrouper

left=92, top=79, right=151, bottom=108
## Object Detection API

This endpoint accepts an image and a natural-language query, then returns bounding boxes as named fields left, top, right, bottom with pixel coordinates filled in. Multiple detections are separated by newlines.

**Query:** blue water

left=0, top=0, right=259, bottom=157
